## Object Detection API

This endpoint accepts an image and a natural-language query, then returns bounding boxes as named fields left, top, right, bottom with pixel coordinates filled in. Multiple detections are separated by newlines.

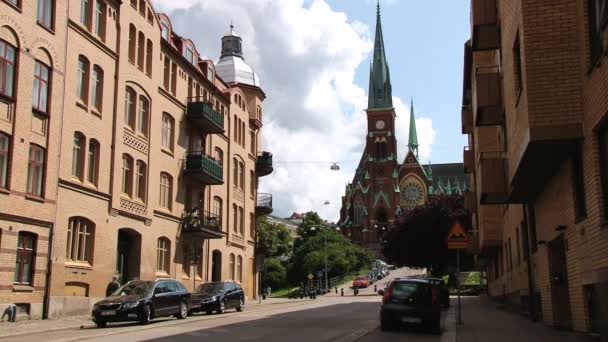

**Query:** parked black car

left=92, top=279, right=191, bottom=328
left=424, top=278, right=450, bottom=308
left=190, top=281, right=245, bottom=314
left=379, top=278, right=441, bottom=334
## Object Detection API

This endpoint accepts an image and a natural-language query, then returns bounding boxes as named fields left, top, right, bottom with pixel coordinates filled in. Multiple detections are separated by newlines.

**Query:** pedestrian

left=1, top=304, right=16, bottom=322
left=105, top=275, right=120, bottom=297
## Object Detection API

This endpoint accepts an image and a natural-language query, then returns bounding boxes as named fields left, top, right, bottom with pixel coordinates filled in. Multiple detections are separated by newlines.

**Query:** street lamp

left=310, top=226, right=328, bottom=291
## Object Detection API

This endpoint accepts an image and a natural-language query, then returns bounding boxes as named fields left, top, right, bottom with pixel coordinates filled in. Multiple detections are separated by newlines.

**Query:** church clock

left=401, top=182, right=424, bottom=207
left=375, top=120, right=385, bottom=130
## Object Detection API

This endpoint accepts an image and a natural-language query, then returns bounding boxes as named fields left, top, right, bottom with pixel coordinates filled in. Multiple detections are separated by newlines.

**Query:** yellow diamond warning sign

left=447, top=222, right=469, bottom=249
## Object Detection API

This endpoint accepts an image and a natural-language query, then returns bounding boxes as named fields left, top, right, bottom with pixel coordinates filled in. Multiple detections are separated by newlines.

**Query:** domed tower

left=215, top=25, right=260, bottom=87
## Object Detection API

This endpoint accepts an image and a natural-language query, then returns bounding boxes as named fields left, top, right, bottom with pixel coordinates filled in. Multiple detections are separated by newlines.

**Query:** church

left=338, top=4, right=467, bottom=256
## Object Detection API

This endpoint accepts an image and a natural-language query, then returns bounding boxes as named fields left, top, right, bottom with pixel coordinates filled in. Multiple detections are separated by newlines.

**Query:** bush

left=263, top=258, right=287, bottom=289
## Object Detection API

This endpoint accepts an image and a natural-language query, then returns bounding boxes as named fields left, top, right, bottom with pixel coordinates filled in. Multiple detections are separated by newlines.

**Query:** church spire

left=408, top=98, right=419, bottom=158
left=368, top=1, right=393, bottom=110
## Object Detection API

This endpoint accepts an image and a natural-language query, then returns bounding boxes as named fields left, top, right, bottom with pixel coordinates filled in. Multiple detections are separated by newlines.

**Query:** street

left=0, top=269, right=454, bottom=342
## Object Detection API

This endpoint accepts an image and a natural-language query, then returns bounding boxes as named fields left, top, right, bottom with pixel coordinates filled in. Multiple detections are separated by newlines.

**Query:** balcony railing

left=186, top=99, right=225, bottom=134
left=256, top=193, right=273, bottom=216
left=463, top=146, right=474, bottom=174
left=181, top=208, right=223, bottom=239
left=479, top=151, right=508, bottom=204
left=478, top=205, right=503, bottom=252
left=249, top=113, right=262, bottom=129
left=184, top=151, right=224, bottom=185
left=256, top=151, right=273, bottom=177
left=471, top=0, right=499, bottom=51
left=474, top=66, right=504, bottom=126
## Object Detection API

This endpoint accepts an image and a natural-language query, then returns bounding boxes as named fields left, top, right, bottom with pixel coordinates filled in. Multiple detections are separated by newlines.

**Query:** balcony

left=479, top=151, right=508, bottom=204
left=471, top=0, right=499, bottom=51
left=463, top=146, right=474, bottom=174
left=184, top=151, right=223, bottom=185
left=464, top=190, right=477, bottom=213
left=186, top=100, right=225, bottom=134
left=256, top=193, right=273, bottom=216
left=250, top=113, right=262, bottom=130
left=256, top=152, right=273, bottom=177
left=473, top=66, right=503, bottom=126
left=478, top=205, right=503, bottom=254
left=181, top=208, right=223, bottom=239
left=461, top=106, right=473, bottom=134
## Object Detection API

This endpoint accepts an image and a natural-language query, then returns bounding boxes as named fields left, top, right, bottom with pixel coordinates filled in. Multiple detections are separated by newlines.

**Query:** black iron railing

left=182, top=208, right=223, bottom=236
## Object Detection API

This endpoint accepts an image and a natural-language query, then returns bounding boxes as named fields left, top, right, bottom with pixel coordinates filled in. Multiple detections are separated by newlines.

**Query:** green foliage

left=263, top=258, right=287, bottom=289
left=287, top=223, right=372, bottom=284
left=258, top=217, right=293, bottom=258
left=383, top=195, right=472, bottom=272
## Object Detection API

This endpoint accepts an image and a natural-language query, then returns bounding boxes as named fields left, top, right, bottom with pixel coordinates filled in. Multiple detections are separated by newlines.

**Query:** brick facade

left=0, top=0, right=270, bottom=319
left=463, top=0, right=608, bottom=336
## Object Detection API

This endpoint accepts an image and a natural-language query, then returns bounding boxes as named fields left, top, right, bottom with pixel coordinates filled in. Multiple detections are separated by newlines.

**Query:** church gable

left=398, top=149, right=429, bottom=183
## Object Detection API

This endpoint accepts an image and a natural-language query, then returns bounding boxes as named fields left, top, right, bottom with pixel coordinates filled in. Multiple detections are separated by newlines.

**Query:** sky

left=152, top=0, right=470, bottom=222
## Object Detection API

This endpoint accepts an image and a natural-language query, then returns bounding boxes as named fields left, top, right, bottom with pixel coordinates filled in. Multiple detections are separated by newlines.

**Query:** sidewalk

left=0, top=297, right=301, bottom=339
left=454, top=296, right=595, bottom=342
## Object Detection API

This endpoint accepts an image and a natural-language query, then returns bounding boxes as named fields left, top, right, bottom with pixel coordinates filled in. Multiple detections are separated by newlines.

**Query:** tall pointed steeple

left=408, top=99, right=419, bottom=158
left=368, top=1, right=393, bottom=110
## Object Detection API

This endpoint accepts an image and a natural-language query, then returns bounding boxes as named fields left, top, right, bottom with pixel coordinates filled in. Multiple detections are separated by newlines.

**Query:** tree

left=257, top=217, right=293, bottom=258
left=382, top=195, right=472, bottom=276
left=263, top=258, right=287, bottom=289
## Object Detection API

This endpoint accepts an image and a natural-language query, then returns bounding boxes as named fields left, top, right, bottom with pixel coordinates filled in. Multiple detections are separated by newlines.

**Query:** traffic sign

left=447, top=222, right=469, bottom=249
left=307, top=273, right=314, bottom=280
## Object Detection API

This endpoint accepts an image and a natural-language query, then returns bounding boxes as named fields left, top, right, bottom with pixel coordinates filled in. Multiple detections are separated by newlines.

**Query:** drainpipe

left=522, top=204, right=537, bottom=322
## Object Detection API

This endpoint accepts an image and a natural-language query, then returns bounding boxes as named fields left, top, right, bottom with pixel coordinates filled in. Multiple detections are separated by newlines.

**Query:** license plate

left=401, top=317, right=422, bottom=324
left=101, top=310, right=116, bottom=316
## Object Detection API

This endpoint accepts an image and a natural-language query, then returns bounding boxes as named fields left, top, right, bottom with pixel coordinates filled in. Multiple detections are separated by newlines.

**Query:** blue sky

left=327, top=0, right=470, bottom=163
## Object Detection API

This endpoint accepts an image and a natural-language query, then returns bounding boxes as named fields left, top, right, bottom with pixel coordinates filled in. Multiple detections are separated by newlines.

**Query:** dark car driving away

left=190, top=281, right=244, bottom=315
left=379, top=278, right=441, bottom=334
left=92, top=279, right=191, bottom=328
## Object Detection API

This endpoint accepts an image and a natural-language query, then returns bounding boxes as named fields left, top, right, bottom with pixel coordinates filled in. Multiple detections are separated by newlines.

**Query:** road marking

left=331, top=327, right=374, bottom=342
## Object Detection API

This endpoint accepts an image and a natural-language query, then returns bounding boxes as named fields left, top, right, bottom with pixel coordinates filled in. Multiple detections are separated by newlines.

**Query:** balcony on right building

left=256, top=193, right=273, bottom=216
left=256, top=151, right=273, bottom=177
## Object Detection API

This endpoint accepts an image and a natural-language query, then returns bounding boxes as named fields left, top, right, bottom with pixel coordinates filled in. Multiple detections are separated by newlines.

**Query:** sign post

left=447, top=222, right=469, bottom=326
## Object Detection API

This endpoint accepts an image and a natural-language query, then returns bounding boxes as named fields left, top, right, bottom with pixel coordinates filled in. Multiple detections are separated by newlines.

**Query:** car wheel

left=95, top=321, right=107, bottom=328
left=236, top=298, right=244, bottom=312
left=140, top=305, right=152, bottom=325
left=176, top=301, right=188, bottom=319
left=217, top=300, right=225, bottom=314
left=380, top=319, right=391, bottom=331
left=428, top=318, right=441, bottom=335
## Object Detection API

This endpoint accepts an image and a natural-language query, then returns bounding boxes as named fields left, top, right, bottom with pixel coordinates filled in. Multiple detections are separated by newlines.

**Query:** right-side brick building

left=462, top=0, right=608, bottom=336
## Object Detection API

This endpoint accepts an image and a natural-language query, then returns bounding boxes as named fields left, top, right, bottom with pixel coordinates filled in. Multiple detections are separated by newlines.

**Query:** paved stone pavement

left=455, top=296, right=595, bottom=342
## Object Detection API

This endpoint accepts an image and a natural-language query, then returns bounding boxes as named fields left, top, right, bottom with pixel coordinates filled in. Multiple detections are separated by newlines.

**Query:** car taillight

left=383, top=286, right=392, bottom=302
left=431, top=287, right=439, bottom=305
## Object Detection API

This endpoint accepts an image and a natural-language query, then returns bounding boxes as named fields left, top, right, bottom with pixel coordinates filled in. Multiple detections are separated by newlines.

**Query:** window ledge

left=155, top=272, right=170, bottom=278
left=91, top=108, right=102, bottom=119
left=161, top=148, right=174, bottom=158
left=12, top=285, right=34, bottom=292
left=181, top=275, right=191, bottom=280
left=2, top=0, right=22, bottom=12
left=32, top=108, right=49, bottom=118
left=75, top=100, right=88, bottom=111
left=0, top=93, right=15, bottom=104
left=65, top=262, right=93, bottom=270
left=36, top=22, right=55, bottom=35
left=0, top=187, right=10, bottom=195
left=25, top=194, right=45, bottom=203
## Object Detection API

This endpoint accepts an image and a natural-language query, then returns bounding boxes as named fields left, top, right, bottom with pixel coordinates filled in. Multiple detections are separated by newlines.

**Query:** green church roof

left=368, top=2, right=392, bottom=110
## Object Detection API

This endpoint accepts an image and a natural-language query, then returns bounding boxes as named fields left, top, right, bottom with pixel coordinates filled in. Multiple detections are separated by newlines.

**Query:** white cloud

left=153, top=0, right=435, bottom=222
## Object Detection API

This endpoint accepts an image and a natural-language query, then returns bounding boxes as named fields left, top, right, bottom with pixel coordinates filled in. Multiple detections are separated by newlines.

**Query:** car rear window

left=391, top=282, right=431, bottom=301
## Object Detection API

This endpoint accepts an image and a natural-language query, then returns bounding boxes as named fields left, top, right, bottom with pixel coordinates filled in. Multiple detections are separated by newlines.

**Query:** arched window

left=138, top=0, right=145, bottom=17
left=72, top=132, right=85, bottom=180
left=124, top=87, right=136, bottom=129
left=229, top=253, right=235, bottom=280
left=66, top=217, right=95, bottom=264
left=128, top=24, right=136, bottom=63
left=232, top=204, right=238, bottom=233
left=214, top=147, right=224, bottom=168
left=87, top=139, right=99, bottom=186
left=94, top=1, right=107, bottom=40
left=250, top=170, right=255, bottom=196
left=137, top=31, right=145, bottom=70
left=26, top=144, right=45, bottom=197
left=213, top=195, right=223, bottom=219
left=161, top=19, right=170, bottom=40
left=80, top=0, right=92, bottom=30
left=233, top=157, right=238, bottom=188
left=0, top=39, right=17, bottom=98
left=77, top=55, right=90, bottom=104
left=91, top=65, right=103, bottom=111
left=184, top=44, right=195, bottom=64
left=239, top=206, right=244, bottom=235
left=121, top=154, right=133, bottom=196
left=146, top=39, right=153, bottom=76
left=14, top=232, right=37, bottom=285
left=159, top=172, right=172, bottom=210
left=156, top=237, right=170, bottom=274
left=236, top=255, right=243, bottom=283
left=137, top=95, right=149, bottom=136
left=161, top=113, right=174, bottom=151
left=239, top=162, right=245, bottom=191
left=135, top=160, right=147, bottom=201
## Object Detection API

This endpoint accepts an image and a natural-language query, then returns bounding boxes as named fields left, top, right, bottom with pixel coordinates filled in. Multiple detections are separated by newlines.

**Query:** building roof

left=368, top=2, right=392, bottom=110
left=428, top=163, right=467, bottom=193
left=216, top=25, right=261, bottom=87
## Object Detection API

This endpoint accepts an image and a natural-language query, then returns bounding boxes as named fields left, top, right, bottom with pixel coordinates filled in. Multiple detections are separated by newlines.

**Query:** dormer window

left=161, top=21, right=169, bottom=40
left=207, top=64, right=213, bottom=82
left=184, top=44, right=194, bottom=64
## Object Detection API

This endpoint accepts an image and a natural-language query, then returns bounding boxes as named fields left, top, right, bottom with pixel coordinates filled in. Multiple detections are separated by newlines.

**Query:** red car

left=353, top=276, right=370, bottom=288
